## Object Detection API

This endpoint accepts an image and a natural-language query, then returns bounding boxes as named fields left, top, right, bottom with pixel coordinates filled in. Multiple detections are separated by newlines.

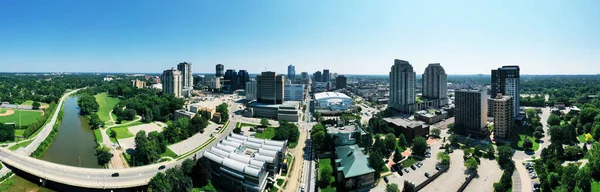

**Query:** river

left=5, top=96, right=100, bottom=191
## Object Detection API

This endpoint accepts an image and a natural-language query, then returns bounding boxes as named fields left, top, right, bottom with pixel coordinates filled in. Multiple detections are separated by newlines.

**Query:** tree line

left=148, top=158, right=216, bottom=192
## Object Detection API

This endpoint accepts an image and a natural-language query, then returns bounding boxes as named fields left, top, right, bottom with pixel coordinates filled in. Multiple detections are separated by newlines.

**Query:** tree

left=134, top=130, right=161, bottom=166
left=397, top=134, right=408, bottom=148
left=320, top=165, right=333, bottom=185
left=561, top=165, right=579, bottom=191
left=548, top=114, right=561, bottom=126
left=486, top=144, right=495, bottom=159
left=402, top=180, right=415, bottom=192
left=194, top=158, right=212, bottom=186
left=95, top=145, right=113, bottom=166
left=585, top=133, right=594, bottom=143
left=215, top=103, right=229, bottom=122
left=473, top=145, right=484, bottom=157
left=164, top=166, right=193, bottom=192
left=447, top=123, right=455, bottom=132
left=547, top=172, right=560, bottom=189
left=464, top=158, right=478, bottom=170
left=564, top=146, right=583, bottom=160
left=181, top=159, right=195, bottom=176
left=386, top=183, right=400, bottom=192
left=32, top=101, right=41, bottom=110
left=0, top=123, right=15, bottom=142
left=592, top=125, right=600, bottom=142
left=393, top=147, right=404, bottom=163
left=273, top=121, right=300, bottom=143
left=449, top=134, right=459, bottom=146
left=195, top=181, right=217, bottom=192
left=411, top=137, right=428, bottom=157
left=260, top=118, right=269, bottom=127
left=88, top=113, right=104, bottom=129
left=311, top=130, right=326, bottom=152
left=587, top=142, right=600, bottom=177
left=110, top=129, right=117, bottom=138
left=368, top=150, right=385, bottom=178
left=373, top=136, right=385, bottom=155
left=384, top=133, right=397, bottom=153
left=575, top=165, right=591, bottom=192
left=148, top=172, right=172, bottom=192
left=523, top=137, right=533, bottom=150
left=430, top=128, right=441, bottom=138
left=233, top=127, right=241, bottom=134
left=497, top=145, right=514, bottom=169
left=534, top=130, right=544, bottom=140
left=437, top=152, right=450, bottom=165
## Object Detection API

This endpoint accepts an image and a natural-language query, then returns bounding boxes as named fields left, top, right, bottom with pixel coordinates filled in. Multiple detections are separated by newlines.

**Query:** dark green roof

left=335, top=145, right=375, bottom=178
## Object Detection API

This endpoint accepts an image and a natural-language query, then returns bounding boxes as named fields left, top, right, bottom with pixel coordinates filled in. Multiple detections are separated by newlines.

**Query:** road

left=0, top=95, right=243, bottom=189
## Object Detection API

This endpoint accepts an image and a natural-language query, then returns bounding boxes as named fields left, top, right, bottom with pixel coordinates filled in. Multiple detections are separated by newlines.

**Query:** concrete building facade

left=215, top=64, right=224, bottom=78
left=132, top=79, right=146, bottom=89
left=224, top=69, right=238, bottom=92
left=491, top=66, right=520, bottom=118
left=313, top=71, right=322, bottom=82
left=389, top=59, right=416, bottom=113
left=256, top=71, right=285, bottom=105
left=284, top=84, right=305, bottom=102
left=238, top=70, right=249, bottom=90
left=161, top=68, right=182, bottom=98
left=287, top=64, right=295, bottom=80
left=422, top=63, right=448, bottom=103
left=383, top=117, right=430, bottom=142
left=177, top=62, right=193, bottom=90
left=489, top=94, right=514, bottom=139
left=246, top=80, right=258, bottom=101
left=336, top=75, right=347, bottom=89
left=322, top=69, right=330, bottom=82
left=455, top=89, right=488, bottom=136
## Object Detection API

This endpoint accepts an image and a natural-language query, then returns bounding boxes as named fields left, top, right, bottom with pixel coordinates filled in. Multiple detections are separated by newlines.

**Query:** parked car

left=404, top=168, right=410, bottom=173
left=411, top=165, right=417, bottom=170
left=435, top=165, right=441, bottom=170
left=383, top=176, right=389, bottom=183
left=111, top=172, right=120, bottom=177
left=416, top=162, right=423, bottom=168
left=425, top=172, right=430, bottom=178
left=533, top=183, right=540, bottom=191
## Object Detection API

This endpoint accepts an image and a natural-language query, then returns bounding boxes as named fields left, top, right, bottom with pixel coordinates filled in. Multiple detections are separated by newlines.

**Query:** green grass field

left=95, top=93, right=120, bottom=123
left=0, top=110, right=43, bottom=126
left=255, top=127, right=276, bottom=139
left=20, top=100, right=49, bottom=108
left=0, top=108, right=6, bottom=114
left=510, top=126, right=540, bottom=151
left=14, top=129, right=25, bottom=137
left=593, top=180, right=600, bottom=192
left=9, top=140, right=33, bottom=151
left=161, top=148, right=178, bottom=159
left=94, top=129, right=103, bottom=143
left=106, top=126, right=135, bottom=139
left=319, top=158, right=336, bottom=192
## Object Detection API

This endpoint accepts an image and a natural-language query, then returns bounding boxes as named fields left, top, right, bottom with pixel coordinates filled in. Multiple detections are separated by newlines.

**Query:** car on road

left=158, top=165, right=166, bottom=170
left=383, top=176, right=389, bottom=183
left=111, top=172, right=119, bottom=177
left=404, top=168, right=410, bottom=173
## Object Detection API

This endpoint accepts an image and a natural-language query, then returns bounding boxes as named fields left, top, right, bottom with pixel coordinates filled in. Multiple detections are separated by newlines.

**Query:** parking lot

left=421, top=149, right=467, bottom=192
left=464, top=158, right=502, bottom=192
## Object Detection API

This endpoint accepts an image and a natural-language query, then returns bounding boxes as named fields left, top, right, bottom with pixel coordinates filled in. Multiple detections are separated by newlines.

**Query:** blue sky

left=0, top=0, right=599, bottom=75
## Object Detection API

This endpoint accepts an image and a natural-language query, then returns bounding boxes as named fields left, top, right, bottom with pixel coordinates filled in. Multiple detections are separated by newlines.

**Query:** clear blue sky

left=1, top=0, right=599, bottom=75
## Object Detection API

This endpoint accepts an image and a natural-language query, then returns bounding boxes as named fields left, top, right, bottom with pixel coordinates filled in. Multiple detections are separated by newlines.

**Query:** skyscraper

left=224, top=69, right=238, bottom=92
left=301, top=72, right=309, bottom=80
left=177, top=62, right=193, bottom=89
left=256, top=71, right=285, bottom=104
left=422, top=63, right=447, bottom=100
left=389, top=59, right=416, bottom=113
left=322, top=69, right=330, bottom=82
left=237, top=70, right=249, bottom=89
left=287, top=64, right=296, bottom=80
left=215, top=64, right=224, bottom=78
left=245, top=79, right=257, bottom=101
left=313, top=71, right=322, bottom=82
left=455, top=89, right=488, bottom=136
left=491, top=66, right=520, bottom=118
left=489, top=94, right=514, bottom=139
left=336, top=75, right=347, bottom=89
left=161, top=68, right=182, bottom=98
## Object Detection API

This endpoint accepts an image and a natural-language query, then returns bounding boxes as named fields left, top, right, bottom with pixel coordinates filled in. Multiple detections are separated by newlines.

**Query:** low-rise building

left=327, top=124, right=366, bottom=146
left=245, top=101, right=300, bottom=122
left=132, top=79, right=146, bottom=89
left=174, top=109, right=196, bottom=120
left=190, top=105, right=215, bottom=120
left=383, top=117, right=430, bottom=142
left=314, top=92, right=353, bottom=111
left=334, top=145, right=376, bottom=191
left=414, top=110, right=448, bottom=124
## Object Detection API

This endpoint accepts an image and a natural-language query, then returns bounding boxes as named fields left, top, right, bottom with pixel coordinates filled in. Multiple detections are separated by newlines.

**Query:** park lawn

left=592, top=180, right=600, bottom=192
left=94, top=129, right=103, bottom=143
left=516, top=134, right=540, bottom=151
left=8, top=140, right=33, bottom=151
left=402, top=157, right=419, bottom=168
left=106, top=126, right=135, bottom=139
left=0, top=110, right=43, bottom=126
left=0, top=108, right=6, bottom=114
left=14, top=129, right=25, bottom=137
left=94, top=93, right=120, bottom=123
left=161, top=148, right=178, bottom=159
left=319, top=158, right=336, bottom=192
left=255, top=127, right=276, bottom=139
left=20, top=100, right=49, bottom=108
left=510, top=126, right=540, bottom=151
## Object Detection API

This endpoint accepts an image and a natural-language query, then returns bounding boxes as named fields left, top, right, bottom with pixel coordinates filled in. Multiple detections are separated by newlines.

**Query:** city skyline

left=1, top=1, right=599, bottom=75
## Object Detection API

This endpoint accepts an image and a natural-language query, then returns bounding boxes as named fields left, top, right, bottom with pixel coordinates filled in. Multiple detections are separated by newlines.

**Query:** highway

left=0, top=95, right=242, bottom=189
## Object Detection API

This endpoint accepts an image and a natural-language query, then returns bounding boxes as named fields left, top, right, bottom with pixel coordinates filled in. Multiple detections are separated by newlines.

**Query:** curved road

left=0, top=92, right=242, bottom=189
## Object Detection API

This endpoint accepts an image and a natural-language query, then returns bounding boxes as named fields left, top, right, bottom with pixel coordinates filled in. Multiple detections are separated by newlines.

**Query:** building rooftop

left=383, top=117, right=427, bottom=128
left=314, top=92, right=351, bottom=100
left=327, top=124, right=363, bottom=135
left=175, top=109, right=196, bottom=116
left=335, top=145, right=375, bottom=178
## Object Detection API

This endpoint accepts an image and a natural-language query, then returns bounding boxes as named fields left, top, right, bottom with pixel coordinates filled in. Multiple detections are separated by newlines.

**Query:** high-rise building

left=246, top=79, right=257, bottom=101
left=313, top=71, right=322, bottom=82
left=238, top=70, right=249, bottom=89
left=422, top=63, right=447, bottom=100
left=215, top=64, right=224, bottom=78
left=301, top=72, right=309, bottom=80
left=284, top=84, right=305, bottom=102
left=491, top=66, right=520, bottom=118
left=257, top=71, right=285, bottom=104
left=322, top=69, right=330, bottom=82
left=287, top=64, right=296, bottom=80
left=161, top=68, right=182, bottom=98
left=224, top=69, right=238, bottom=92
left=389, top=59, right=416, bottom=113
left=177, top=62, right=193, bottom=89
left=132, top=79, right=146, bottom=89
left=336, top=75, right=347, bottom=89
left=455, top=89, right=488, bottom=136
left=489, top=94, right=514, bottom=139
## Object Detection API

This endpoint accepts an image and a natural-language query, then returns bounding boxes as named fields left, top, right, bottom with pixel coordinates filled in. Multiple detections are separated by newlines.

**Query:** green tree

left=548, top=172, right=560, bottom=189
left=95, top=145, right=113, bottom=166
left=548, top=114, right=561, bottom=126
left=320, top=165, right=333, bottom=185
left=260, top=118, right=269, bottom=127
left=311, top=131, right=326, bottom=152
left=447, top=123, right=455, bottom=132
left=473, top=145, right=483, bottom=157
left=437, top=152, right=450, bottom=165
left=486, top=144, right=495, bottom=159
left=411, top=137, right=428, bottom=157
left=587, top=142, right=600, bottom=177
left=386, top=183, right=400, bottom=192
left=384, top=133, right=397, bottom=153
left=233, top=127, right=241, bottom=134
left=449, top=134, right=459, bottom=146
left=393, top=147, right=403, bottom=163
left=88, top=113, right=104, bottom=129
left=194, top=158, right=212, bottom=186
left=561, top=165, right=579, bottom=191
left=592, top=125, right=600, bottom=142
left=534, top=130, right=544, bottom=140
left=148, top=172, right=172, bottom=192
left=464, top=157, right=478, bottom=170
left=402, top=180, right=415, bottom=192
left=397, top=134, right=408, bottom=148
left=575, top=165, right=591, bottom=192
left=110, top=129, right=117, bottom=138
left=430, top=128, right=441, bottom=138
left=523, top=137, right=533, bottom=150
left=497, top=145, right=514, bottom=169
left=181, top=159, right=195, bottom=176
left=32, top=101, right=41, bottom=110
left=368, top=150, right=385, bottom=178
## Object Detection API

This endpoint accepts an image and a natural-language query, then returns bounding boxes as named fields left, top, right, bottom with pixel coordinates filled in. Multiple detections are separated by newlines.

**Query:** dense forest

left=0, top=74, right=104, bottom=104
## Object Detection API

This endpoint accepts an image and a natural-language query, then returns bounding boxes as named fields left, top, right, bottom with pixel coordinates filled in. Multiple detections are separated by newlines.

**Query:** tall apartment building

left=313, top=71, right=322, bottom=82
left=322, top=69, right=330, bottom=82
left=238, top=70, right=249, bottom=89
left=177, top=62, right=193, bottom=89
left=455, top=89, right=488, bottom=136
left=284, top=84, right=305, bottom=102
left=246, top=80, right=257, bottom=101
left=489, top=94, right=514, bottom=139
left=389, top=59, right=416, bottom=113
left=257, top=71, right=285, bottom=104
left=491, top=66, right=520, bottom=118
left=287, top=64, right=296, bottom=80
left=161, top=68, right=182, bottom=98
left=301, top=72, right=309, bottom=80
left=422, top=63, right=448, bottom=100
left=336, top=75, right=347, bottom=89
left=224, top=69, right=238, bottom=92
left=215, top=64, right=224, bottom=78
left=132, top=79, right=146, bottom=89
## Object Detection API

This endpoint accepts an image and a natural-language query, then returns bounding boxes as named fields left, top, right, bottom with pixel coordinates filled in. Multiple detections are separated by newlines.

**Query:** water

left=7, top=96, right=100, bottom=191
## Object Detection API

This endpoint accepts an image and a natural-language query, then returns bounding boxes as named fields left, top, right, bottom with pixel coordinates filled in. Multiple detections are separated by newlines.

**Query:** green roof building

left=334, top=145, right=375, bottom=191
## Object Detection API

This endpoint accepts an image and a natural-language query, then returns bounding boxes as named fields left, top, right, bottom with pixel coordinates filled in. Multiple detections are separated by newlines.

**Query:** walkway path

left=101, top=115, right=142, bottom=169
